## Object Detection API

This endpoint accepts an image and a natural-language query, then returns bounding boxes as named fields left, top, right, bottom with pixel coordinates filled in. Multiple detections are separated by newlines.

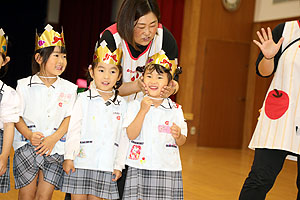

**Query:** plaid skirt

left=123, top=166, right=184, bottom=200
left=62, top=168, right=119, bottom=199
left=0, top=130, right=10, bottom=193
left=13, top=143, right=64, bottom=189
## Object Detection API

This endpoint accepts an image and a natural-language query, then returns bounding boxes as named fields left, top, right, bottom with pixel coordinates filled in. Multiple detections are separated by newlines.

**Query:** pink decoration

left=76, top=79, right=87, bottom=88
left=38, top=40, right=45, bottom=46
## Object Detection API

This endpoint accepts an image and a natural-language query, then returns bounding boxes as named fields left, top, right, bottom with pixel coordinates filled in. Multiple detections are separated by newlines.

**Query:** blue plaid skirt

left=123, top=166, right=184, bottom=200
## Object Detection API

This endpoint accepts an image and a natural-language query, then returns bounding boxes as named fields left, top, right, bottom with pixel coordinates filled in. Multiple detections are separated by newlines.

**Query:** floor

left=0, top=141, right=298, bottom=199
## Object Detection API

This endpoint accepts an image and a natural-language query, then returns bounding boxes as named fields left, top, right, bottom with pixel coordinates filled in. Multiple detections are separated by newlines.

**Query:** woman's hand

left=0, top=155, right=7, bottom=176
left=112, top=169, right=122, bottom=182
left=160, top=80, right=178, bottom=98
left=63, top=160, right=75, bottom=175
left=137, top=77, right=148, bottom=95
left=29, top=132, right=44, bottom=146
left=34, top=135, right=57, bottom=156
left=253, top=27, right=284, bottom=59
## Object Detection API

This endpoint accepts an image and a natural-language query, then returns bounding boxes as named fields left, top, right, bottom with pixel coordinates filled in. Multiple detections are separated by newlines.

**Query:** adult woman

left=239, top=20, right=300, bottom=200
left=100, top=0, right=180, bottom=102
left=64, top=1, right=181, bottom=199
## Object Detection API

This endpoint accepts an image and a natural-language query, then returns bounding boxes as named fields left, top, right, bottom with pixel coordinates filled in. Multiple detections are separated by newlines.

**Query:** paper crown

left=0, top=29, right=8, bottom=56
left=35, top=24, right=65, bottom=51
left=147, top=50, right=177, bottom=76
left=93, top=40, right=122, bottom=66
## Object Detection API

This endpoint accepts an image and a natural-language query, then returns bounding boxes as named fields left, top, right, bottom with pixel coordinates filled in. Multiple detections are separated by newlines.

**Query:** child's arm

left=0, top=122, right=14, bottom=176
left=126, top=96, right=152, bottom=140
left=15, top=117, right=44, bottom=146
left=35, top=116, right=70, bottom=156
left=170, top=122, right=186, bottom=146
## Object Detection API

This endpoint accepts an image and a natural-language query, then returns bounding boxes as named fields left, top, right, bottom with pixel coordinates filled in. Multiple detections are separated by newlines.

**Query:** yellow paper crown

left=35, top=24, right=65, bottom=51
left=147, top=50, right=177, bottom=76
left=0, top=28, right=8, bottom=56
left=93, top=40, right=122, bottom=66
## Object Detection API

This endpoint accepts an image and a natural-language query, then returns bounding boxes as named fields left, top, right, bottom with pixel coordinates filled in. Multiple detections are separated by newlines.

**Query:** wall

left=177, top=0, right=256, bottom=146
left=254, top=0, right=300, bottom=22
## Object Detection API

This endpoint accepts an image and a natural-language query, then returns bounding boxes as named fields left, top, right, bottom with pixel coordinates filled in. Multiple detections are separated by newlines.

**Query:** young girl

left=0, top=28, right=20, bottom=193
left=122, top=51, right=187, bottom=200
left=62, top=40, right=127, bottom=200
left=13, top=24, right=77, bottom=199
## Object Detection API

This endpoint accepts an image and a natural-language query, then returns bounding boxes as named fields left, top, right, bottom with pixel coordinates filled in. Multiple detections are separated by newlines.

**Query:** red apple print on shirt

left=59, top=102, right=63, bottom=107
left=131, top=76, right=135, bottom=81
left=265, top=89, right=289, bottom=120
left=165, top=121, right=169, bottom=125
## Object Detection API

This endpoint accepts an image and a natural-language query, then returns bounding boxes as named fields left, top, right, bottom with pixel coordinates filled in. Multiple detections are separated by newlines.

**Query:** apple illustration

left=265, top=89, right=289, bottom=120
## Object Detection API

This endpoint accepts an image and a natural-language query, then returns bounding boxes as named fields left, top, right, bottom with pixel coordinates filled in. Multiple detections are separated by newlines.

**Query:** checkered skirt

left=0, top=130, right=10, bottom=193
left=13, top=143, right=64, bottom=189
left=62, top=168, right=119, bottom=199
left=123, top=166, right=184, bottom=200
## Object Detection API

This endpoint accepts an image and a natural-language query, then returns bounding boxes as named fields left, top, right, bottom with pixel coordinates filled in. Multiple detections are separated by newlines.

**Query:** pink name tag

left=158, top=125, right=171, bottom=134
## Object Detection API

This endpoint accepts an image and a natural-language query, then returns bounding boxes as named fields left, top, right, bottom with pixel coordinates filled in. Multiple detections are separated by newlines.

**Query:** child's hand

left=138, top=77, right=148, bottom=95
left=160, top=80, right=178, bottom=98
left=63, top=160, right=75, bottom=175
left=0, top=155, right=8, bottom=176
left=140, top=96, right=152, bottom=113
left=34, top=135, right=56, bottom=156
left=170, top=122, right=181, bottom=139
left=30, top=132, right=44, bottom=146
left=112, top=169, right=122, bottom=182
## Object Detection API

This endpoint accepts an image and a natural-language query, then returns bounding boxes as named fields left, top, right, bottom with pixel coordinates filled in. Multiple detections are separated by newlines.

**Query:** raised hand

left=253, top=27, right=284, bottom=59
left=140, top=96, right=152, bottom=113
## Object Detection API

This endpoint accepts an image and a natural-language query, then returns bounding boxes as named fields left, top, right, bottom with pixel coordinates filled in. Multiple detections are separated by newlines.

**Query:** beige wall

left=254, top=0, right=300, bottom=22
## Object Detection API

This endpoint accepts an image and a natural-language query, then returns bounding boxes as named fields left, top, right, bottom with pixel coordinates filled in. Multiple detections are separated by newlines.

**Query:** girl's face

left=133, top=12, right=158, bottom=46
left=37, top=46, right=67, bottom=76
left=89, top=62, right=121, bottom=92
left=143, top=68, right=169, bottom=98
left=0, top=54, right=10, bottom=69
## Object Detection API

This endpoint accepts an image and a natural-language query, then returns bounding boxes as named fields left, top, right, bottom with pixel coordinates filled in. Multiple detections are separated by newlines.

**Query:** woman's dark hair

left=143, top=63, right=172, bottom=83
left=87, top=61, right=123, bottom=103
left=117, top=0, right=160, bottom=50
left=32, top=46, right=67, bottom=75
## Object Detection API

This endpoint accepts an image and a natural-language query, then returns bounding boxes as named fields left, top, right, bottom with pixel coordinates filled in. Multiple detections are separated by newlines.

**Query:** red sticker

left=117, top=116, right=120, bottom=120
left=129, top=145, right=141, bottom=160
left=165, top=121, right=169, bottom=125
left=58, top=102, right=63, bottom=107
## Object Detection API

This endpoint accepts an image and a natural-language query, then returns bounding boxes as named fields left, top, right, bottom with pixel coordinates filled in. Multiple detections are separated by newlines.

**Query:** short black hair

left=143, top=63, right=172, bottom=83
left=32, top=46, right=67, bottom=75
left=117, top=0, right=160, bottom=50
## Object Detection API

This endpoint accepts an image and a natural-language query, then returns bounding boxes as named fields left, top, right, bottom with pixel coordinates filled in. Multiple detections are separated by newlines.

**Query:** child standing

left=122, top=51, right=187, bottom=200
left=0, top=28, right=20, bottom=193
left=62, top=40, right=127, bottom=200
left=13, top=24, right=77, bottom=199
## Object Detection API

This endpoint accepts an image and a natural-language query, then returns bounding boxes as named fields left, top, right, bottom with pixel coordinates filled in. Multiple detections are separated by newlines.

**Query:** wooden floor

left=0, top=142, right=298, bottom=200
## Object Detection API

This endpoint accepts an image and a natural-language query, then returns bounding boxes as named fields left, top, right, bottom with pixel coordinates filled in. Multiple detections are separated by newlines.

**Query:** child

left=0, top=28, right=20, bottom=193
left=62, top=40, right=127, bottom=200
left=122, top=51, right=187, bottom=200
left=13, top=24, right=77, bottom=199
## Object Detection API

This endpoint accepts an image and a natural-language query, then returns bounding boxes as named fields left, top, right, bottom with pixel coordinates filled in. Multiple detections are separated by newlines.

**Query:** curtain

left=59, top=0, right=113, bottom=83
